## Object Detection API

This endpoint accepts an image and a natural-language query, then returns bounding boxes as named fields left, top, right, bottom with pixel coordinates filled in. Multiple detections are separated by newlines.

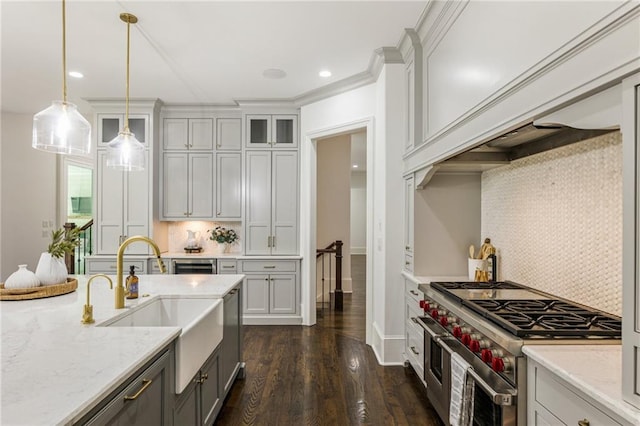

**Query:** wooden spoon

left=469, top=244, right=475, bottom=259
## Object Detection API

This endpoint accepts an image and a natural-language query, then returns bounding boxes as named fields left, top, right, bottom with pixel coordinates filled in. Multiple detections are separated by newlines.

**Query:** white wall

left=300, top=83, right=376, bottom=330
left=1, top=112, right=58, bottom=280
left=350, top=170, right=366, bottom=254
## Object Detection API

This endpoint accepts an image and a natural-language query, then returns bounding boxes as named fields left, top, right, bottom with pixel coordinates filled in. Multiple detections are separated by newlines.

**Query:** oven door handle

left=436, top=336, right=516, bottom=406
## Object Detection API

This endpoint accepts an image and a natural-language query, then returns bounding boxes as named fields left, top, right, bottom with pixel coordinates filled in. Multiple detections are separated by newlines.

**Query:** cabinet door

left=269, top=274, right=296, bottom=314
left=271, top=151, right=298, bottom=255
left=272, top=115, right=298, bottom=148
left=98, top=114, right=123, bottom=145
left=216, top=118, right=242, bottom=150
left=123, top=151, right=150, bottom=254
left=173, top=380, right=199, bottom=426
left=163, top=118, right=188, bottom=150
left=246, top=115, right=271, bottom=148
left=243, top=275, right=269, bottom=314
left=96, top=150, right=124, bottom=254
left=128, top=115, right=148, bottom=145
left=216, top=152, right=241, bottom=219
left=85, top=350, right=170, bottom=426
left=221, top=287, right=241, bottom=396
left=163, top=153, right=189, bottom=218
left=200, top=353, right=221, bottom=426
left=189, top=153, right=214, bottom=219
left=404, top=175, right=414, bottom=256
left=189, top=118, right=213, bottom=150
left=245, top=151, right=272, bottom=254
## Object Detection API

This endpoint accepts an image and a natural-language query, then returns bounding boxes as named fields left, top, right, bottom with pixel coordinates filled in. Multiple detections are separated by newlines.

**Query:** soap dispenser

left=125, top=265, right=139, bottom=299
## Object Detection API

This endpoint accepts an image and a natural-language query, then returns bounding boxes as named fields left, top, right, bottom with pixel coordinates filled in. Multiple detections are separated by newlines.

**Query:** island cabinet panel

left=173, top=349, right=222, bottom=426
left=220, top=284, right=243, bottom=396
left=82, top=349, right=172, bottom=426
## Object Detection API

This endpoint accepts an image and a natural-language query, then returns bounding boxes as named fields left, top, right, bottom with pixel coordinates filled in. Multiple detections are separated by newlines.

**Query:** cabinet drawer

left=148, top=258, right=167, bottom=274
left=405, top=328, right=424, bottom=375
left=86, top=258, right=147, bottom=274
left=218, top=259, right=237, bottom=274
left=404, top=280, right=424, bottom=305
left=533, top=363, right=622, bottom=425
left=406, top=301, right=424, bottom=336
left=239, top=260, right=297, bottom=273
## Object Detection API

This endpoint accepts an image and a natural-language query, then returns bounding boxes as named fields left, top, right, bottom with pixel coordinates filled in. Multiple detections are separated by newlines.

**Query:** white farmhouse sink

left=99, top=296, right=223, bottom=393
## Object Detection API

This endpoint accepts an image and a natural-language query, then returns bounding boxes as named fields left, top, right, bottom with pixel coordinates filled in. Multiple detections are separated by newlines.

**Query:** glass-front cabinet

left=245, top=114, right=298, bottom=148
left=97, top=113, right=148, bottom=145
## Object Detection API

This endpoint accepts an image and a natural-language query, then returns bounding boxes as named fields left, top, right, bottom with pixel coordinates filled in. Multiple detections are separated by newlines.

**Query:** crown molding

left=294, top=70, right=377, bottom=107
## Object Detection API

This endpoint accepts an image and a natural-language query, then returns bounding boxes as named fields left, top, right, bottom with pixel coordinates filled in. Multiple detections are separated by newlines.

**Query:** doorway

left=303, top=118, right=374, bottom=344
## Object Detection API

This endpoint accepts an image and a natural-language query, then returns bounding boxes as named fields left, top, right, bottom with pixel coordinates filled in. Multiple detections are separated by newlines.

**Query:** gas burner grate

left=430, top=281, right=524, bottom=291
left=463, top=299, right=622, bottom=338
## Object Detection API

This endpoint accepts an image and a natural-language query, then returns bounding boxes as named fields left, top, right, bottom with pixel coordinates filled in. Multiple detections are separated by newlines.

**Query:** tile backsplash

left=167, top=221, right=242, bottom=254
left=481, top=132, right=622, bottom=315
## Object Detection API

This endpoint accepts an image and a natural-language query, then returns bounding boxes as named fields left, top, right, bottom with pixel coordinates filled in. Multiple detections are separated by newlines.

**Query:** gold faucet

left=115, top=236, right=166, bottom=309
left=82, top=274, right=113, bottom=324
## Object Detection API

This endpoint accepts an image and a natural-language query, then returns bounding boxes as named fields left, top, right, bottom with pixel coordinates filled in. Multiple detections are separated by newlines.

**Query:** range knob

left=431, top=308, right=446, bottom=320
left=491, top=357, right=511, bottom=373
left=452, top=325, right=469, bottom=338
left=439, top=315, right=456, bottom=327
left=461, top=333, right=472, bottom=346
left=419, top=300, right=430, bottom=311
left=469, top=340, right=481, bottom=353
left=481, top=349, right=493, bottom=363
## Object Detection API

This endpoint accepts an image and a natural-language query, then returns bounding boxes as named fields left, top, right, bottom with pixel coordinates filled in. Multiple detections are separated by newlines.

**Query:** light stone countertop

left=523, top=345, right=640, bottom=424
left=1, top=273, right=244, bottom=426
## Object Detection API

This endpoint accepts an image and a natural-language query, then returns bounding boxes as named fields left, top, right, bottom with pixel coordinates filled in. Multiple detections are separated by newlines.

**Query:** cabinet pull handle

left=272, top=236, right=276, bottom=247
left=578, top=420, right=590, bottom=426
left=124, top=379, right=153, bottom=401
left=263, top=266, right=276, bottom=269
left=184, top=212, right=189, bottom=216
left=267, top=236, right=272, bottom=247
left=410, top=346, right=420, bottom=355
left=410, top=290, right=418, bottom=296
left=223, top=266, right=234, bottom=269
left=405, top=261, right=410, bottom=265
left=184, top=143, right=189, bottom=148
left=217, top=212, right=221, bottom=215
left=405, top=245, right=410, bottom=250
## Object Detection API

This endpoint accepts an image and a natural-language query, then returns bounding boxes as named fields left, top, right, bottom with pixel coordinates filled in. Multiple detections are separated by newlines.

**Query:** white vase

left=4, top=264, right=40, bottom=289
left=35, top=252, right=68, bottom=286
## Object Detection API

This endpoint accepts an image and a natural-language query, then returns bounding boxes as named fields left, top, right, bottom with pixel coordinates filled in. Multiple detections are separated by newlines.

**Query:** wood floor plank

left=215, top=255, right=442, bottom=426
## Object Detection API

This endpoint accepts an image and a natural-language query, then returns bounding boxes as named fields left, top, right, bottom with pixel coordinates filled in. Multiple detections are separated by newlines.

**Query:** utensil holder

left=468, top=259, right=488, bottom=281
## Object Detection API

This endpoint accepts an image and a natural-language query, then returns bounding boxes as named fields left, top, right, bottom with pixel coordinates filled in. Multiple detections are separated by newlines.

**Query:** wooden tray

left=0, top=278, right=78, bottom=301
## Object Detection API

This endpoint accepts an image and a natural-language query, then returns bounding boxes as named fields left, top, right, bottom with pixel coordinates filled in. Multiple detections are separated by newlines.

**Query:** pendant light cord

left=124, top=18, right=131, bottom=132
left=62, top=0, right=67, bottom=103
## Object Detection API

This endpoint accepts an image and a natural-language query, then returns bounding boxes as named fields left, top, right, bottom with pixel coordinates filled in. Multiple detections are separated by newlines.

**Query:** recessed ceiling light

left=68, top=71, right=84, bottom=79
left=352, top=164, right=358, bottom=168
left=263, top=68, right=287, bottom=79
left=319, top=70, right=332, bottom=78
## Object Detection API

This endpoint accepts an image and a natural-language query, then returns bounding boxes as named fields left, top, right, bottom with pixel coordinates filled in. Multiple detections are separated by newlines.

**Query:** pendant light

left=106, top=13, right=145, bottom=171
left=32, top=0, right=91, bottom=155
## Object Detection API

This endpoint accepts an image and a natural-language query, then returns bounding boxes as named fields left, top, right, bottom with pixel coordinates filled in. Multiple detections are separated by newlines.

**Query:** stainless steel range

left=415, top=280, right=621, bottom=426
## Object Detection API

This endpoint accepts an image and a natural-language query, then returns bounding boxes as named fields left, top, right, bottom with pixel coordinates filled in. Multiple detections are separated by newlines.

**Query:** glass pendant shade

left=106, top=129, right=145, bottom=171
left=32, top=100, right=91, bottom=155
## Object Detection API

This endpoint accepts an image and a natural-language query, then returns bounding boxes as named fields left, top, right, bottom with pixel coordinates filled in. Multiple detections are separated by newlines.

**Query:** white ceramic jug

left=186, top=230, right=199, bottom=248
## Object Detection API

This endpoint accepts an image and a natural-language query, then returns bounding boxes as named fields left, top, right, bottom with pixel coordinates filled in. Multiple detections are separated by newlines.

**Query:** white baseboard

left=370, top=322, right=405, bottom=365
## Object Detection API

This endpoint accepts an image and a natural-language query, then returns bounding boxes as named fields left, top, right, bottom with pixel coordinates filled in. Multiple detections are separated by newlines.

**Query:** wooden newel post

left=63, top=222, right=76, bottom=274
left=335, top=240, right=343, bottom=311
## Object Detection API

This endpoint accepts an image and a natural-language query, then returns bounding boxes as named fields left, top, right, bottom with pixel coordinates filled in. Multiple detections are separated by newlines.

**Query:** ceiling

left=1, top=1, right=426, bottom=115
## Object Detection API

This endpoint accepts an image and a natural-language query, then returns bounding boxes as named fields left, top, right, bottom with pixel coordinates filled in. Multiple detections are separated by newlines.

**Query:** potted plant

left=35, top=227, right=80, bottom=285
left=208, top=226, right=238, bottom=253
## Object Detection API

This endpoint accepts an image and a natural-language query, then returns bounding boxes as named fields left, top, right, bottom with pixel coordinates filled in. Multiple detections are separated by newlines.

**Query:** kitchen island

left=1, top=274, right=244, bottom=425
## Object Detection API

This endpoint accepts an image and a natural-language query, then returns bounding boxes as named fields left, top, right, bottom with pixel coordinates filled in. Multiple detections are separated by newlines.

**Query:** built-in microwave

left=172, top=258, right=217, bottom=274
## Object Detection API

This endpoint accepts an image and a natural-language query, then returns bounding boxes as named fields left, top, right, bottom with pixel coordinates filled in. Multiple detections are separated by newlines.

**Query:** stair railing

left=64, top=220, right=93, bottom=275
left=316, top=240, right=343, bottom=311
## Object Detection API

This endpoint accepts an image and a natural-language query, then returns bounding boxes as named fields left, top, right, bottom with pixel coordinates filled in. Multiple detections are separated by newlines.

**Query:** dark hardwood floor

left=215, top=255, right=443, bottom=425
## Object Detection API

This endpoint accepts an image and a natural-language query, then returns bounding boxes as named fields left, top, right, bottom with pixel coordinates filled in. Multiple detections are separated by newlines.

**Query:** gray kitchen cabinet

left=220, top=284, right=243, bottom=399
left=162, top=152, right=214, bottom=220
left=239, top=260, right=300, bottom=324
left=82, top=348, right=173, bottom=426
left=173, top=350, right=221, bottom=426
left=163, top=118, right=213, bottom=151
left=89, top=99, right=165, bottom=256
left=216, top=118, right=242, bottom=150
left=245, top=114, right=298, bottom=149
left=403, top=175, right=414, bottom=273
left=215, top=152, right=241, bottom=219
left=244, top=151, right=298, bottom=255
left=217, top=259, right=237, bottom=274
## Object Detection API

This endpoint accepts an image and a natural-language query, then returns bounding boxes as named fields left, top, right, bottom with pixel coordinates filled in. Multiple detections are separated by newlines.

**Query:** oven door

left=419, top=317, right=518, bottom=426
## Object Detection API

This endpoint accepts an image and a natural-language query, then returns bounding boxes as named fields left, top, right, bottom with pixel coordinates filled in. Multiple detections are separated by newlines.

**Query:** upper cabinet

left=245, top=114, right=298, bottom=149
left=216, top=118, right=242, bottom=150
left=163, top=118, right=213, bottom=150
left=98, top=114, right=149, bottom=146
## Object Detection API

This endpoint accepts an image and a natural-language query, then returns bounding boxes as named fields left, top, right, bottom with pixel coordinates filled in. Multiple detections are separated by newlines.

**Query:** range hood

left=416, top=84, right=621, bottom=188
